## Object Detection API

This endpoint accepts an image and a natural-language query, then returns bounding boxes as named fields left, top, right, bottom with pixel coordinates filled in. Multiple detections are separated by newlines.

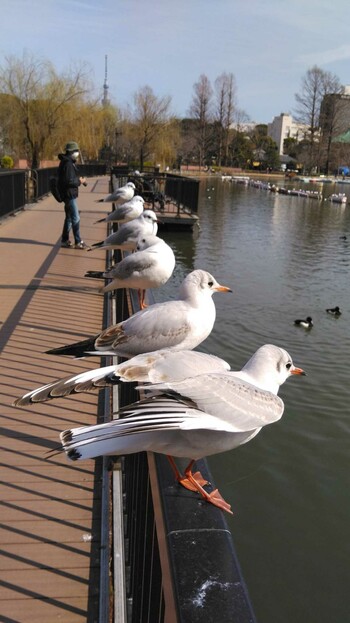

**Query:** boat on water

left=226, top=176, right=322, bottom=200
left=297, top=176, right=335, bottom=183
left=329, top=193, right=347, bottom=204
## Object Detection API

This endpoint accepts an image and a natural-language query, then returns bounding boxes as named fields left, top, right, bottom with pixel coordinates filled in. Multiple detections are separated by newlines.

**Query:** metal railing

left=0, top=166, right=197, bottom=222
left=110, top=170, right=200, bottom=214
left=164, top=173, right=199, bottom=213
left=34, top=164, right=108, bottom=200
left=108, top=263, right=257, bottom=622
left=0, top=169, right=27, bottom=218
left=0, top=164, right=109, bottom=220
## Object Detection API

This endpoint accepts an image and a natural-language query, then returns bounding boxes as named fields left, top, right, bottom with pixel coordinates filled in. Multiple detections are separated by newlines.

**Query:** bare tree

left=0, top=53, right=91, bottom=167
left=189, top=74, right=213, bottom=168
left=294, top=65, right=342, bottom=172
left=132, top=86, right=172, bottom=170
left=214, top=73, right=236, bottom=166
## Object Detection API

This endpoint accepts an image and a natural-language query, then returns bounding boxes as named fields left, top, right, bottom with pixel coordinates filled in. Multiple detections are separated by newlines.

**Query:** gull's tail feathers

left=60, top=396, right=195, bottom=461
left=45, top=335, right=100, bottom=358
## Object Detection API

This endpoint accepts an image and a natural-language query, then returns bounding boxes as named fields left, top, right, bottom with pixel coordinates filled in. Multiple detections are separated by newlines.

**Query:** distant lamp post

left=115, top=130, right=122, bottom=165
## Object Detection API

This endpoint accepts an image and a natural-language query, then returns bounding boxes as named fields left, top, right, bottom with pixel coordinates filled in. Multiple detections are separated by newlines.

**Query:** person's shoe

left=74, top=241, right=88, bottom=249
left=61, top=240, right=72, bottom=248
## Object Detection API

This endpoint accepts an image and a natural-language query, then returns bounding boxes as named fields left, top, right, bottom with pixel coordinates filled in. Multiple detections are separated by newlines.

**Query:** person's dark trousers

left=61, top=197, right=82, bottom=244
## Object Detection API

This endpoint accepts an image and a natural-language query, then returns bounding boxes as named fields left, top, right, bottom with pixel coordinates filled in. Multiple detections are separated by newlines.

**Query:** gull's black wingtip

left=45, top=336, right=99, bottom=358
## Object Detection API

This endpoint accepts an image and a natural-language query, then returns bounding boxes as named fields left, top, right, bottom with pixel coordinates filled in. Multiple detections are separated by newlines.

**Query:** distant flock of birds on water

left=294, top=306, right=342, bottom=329
left=222, top=175, right=348, bottom=204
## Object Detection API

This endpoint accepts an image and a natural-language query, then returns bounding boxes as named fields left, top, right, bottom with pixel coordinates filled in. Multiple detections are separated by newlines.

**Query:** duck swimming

left=294, top=316, right=313, bottom=329
left=326, top=306, right=341, bottom=316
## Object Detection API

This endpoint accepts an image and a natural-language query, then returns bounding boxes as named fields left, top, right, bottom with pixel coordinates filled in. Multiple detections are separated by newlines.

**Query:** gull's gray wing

left=140, top=373, right=284, bottom=432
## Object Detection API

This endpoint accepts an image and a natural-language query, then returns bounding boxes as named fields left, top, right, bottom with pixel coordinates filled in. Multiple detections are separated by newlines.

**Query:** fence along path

left=0, top=177, right=111, bottom=621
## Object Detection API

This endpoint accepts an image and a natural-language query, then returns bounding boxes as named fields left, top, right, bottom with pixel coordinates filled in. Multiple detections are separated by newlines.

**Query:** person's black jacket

left=57, top=153, right=81, bottom=201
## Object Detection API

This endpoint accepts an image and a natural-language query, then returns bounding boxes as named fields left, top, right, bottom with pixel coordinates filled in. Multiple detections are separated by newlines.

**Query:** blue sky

left=2, top=0, right=350, bottom=123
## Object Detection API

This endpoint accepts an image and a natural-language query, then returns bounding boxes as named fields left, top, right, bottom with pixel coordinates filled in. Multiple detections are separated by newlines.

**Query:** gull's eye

left=286, top=362, right=292, bottom=370
left=208, top=281, right=214, bottom=287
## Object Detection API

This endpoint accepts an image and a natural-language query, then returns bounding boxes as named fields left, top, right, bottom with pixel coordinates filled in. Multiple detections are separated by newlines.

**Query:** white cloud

left=298, top=44, right=350, bottom=66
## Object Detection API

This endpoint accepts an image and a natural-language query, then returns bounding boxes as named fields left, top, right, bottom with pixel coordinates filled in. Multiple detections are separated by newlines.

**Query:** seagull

left=45, top=270, right=232, bottom=359
left=326, top=306, right=341, bottom=316
left=92, top=235, right=176, bottom=307
left=94, top=196, right=145, bottom=224
left=294, top=316, right=313, bottom=329
left=14, top=350, right=231, bottom=406
left=97, top=181, right=136, bottom=204
left=88, top=210, right=158, bottom=252
left=59, top=344, right=305, bottom=513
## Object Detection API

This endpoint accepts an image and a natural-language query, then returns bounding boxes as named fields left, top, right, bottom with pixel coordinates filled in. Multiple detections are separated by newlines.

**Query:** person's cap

left=65, top=141, right=80, bottom=152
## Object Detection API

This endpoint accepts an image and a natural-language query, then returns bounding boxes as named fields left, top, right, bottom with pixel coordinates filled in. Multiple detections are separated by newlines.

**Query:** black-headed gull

left=91, top=235, right=176, bottom=306
left=94, top=196, right=144, bottom=224
left=59, top=344, right=305, bottom=513
left=88, top=210, right=158, bottom=252
left=97, top=181, right=135, bottom=204
left=44, top=270, right=232, bottom=358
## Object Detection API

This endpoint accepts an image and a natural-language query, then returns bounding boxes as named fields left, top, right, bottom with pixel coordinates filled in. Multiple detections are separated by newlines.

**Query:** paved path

left=0, top=176, right=112, bottom=622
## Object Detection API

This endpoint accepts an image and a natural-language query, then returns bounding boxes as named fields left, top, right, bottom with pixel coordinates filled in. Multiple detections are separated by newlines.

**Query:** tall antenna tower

left=102, top=55, right=110, bottom=107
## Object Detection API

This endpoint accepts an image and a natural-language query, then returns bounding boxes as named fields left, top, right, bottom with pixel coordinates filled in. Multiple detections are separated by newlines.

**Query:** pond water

left=155, top=176, right=350, bottom=623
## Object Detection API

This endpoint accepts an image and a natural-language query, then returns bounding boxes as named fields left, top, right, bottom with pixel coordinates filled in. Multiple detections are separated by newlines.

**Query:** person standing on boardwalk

left=58, top=141, right=87, bottom=249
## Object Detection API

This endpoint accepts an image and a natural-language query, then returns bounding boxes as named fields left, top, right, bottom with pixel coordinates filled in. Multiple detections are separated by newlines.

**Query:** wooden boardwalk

left=0, top=177, right=112, bottom=622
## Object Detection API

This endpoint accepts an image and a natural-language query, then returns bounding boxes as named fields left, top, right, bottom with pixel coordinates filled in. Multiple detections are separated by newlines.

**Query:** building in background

left=267, top=113, right=307, bottom=155
left=320, top=86, right=350, bottom=135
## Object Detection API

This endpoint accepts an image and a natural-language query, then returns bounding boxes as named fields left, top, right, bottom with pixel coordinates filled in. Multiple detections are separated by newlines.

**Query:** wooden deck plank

left=0, top=177, right=111, bottom=620
left=0, top=519, right=102, bottom=544
left=0, top=596, right=98, bottom=622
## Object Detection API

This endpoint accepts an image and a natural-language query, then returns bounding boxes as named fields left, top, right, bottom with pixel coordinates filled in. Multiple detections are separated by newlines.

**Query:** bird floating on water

left=294, top=316, right=313, bottom=329
left=326, top=306, right=341, bottom=316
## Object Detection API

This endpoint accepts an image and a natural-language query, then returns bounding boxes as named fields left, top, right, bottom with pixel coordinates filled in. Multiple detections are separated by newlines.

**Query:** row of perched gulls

left=70, top=181, right=177, bottom=308
left=11, top=179, right=308, bottom=515
left=294, top=306, right=342, bottom=329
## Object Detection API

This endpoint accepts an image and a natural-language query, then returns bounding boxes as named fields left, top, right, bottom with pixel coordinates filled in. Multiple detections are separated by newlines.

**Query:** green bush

left=1, top=155, right=14, bottom=169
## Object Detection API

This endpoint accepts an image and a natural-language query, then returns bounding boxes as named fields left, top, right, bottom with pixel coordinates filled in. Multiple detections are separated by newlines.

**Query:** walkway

left=0, top=177, right=112, bottom=622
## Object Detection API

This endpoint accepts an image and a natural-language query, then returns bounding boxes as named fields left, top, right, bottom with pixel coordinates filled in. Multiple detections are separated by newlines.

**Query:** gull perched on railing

left=86, top=234, right=176, bottom=306
left=97, top=181, right=136, bottom=204
left=94, top=195, right=145, bottom=224
left=88, top=210, right=158, bottom=252
left=57, top=344, right=305, bottom=514
left=39, top=270, right=231, bottom=358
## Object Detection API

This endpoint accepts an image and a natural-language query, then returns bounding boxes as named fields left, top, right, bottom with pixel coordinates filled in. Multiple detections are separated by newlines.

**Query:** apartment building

left=267, top=113, right=307, bottom=155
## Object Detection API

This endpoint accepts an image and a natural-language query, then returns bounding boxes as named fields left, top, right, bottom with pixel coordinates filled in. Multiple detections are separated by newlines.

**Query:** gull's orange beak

left=291, top=366, right=306, bottom=376
left=214, top=285, right=232, bottom=293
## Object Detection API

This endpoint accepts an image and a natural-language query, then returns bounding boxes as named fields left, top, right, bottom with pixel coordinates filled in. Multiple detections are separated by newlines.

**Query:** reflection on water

left=154, top=177, right=350, bottom=623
